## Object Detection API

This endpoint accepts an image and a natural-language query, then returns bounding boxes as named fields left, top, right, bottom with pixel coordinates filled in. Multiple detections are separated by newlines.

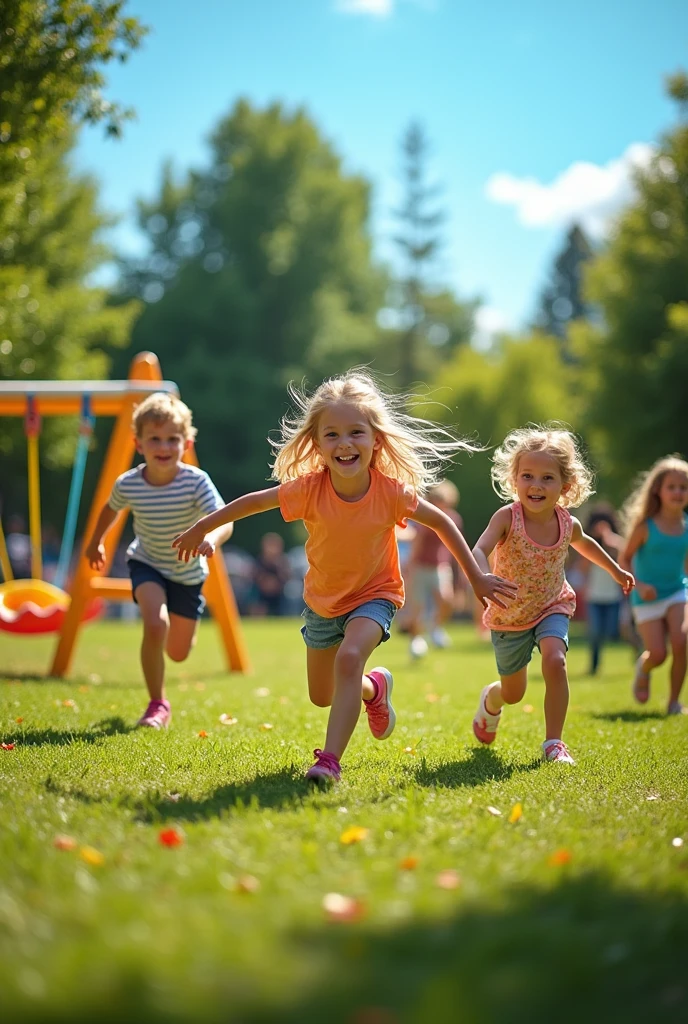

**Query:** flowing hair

left=491, top=424, right=595, bottom=508
left=270, top=369, right=479, bottom=494
left=621, top=455, right=688, bottom=538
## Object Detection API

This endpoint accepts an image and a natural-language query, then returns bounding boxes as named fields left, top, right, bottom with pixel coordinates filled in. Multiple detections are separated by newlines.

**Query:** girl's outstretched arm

left=570, top=518, right=635, bottom=595
left=472, top=507, right=512, bottom=574
left=412, top=500, right=518, bottom=609
left=173, top=487, right=281, bottom=562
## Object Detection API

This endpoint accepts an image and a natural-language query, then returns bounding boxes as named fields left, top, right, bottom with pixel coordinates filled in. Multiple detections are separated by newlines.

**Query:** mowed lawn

left=1, top=618, right=687, bottom=1024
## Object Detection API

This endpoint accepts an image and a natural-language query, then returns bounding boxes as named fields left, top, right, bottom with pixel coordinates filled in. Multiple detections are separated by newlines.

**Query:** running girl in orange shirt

left=172, top=370, right=516, bottom=784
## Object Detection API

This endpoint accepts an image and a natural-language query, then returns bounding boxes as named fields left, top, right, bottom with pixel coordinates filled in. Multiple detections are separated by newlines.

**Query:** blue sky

left=75, top=0, right=688, bottom=341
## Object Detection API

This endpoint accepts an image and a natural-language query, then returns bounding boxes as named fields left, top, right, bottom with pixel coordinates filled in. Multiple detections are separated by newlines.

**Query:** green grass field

left=1, top=618, right=687, bottom=1023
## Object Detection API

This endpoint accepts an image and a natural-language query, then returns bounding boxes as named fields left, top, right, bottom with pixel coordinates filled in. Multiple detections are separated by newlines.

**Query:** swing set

left=0, top=351, right=250, bottom=678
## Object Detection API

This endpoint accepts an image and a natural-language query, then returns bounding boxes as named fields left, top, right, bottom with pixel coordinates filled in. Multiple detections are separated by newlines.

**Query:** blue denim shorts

left=491, top=613, right=570, bottom=676
left=128, top=559, right=206, bottom=621
left=301, top=599, right=397, bottom=650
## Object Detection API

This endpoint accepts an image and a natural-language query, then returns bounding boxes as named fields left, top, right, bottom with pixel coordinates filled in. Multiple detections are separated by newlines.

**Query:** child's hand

left=474, top=573, right=518, bottom=610
left=85, top=541, right=105, bottom=571
left=196, top=539, right=216, bottom=559
left=637, top=581, right=657, bottom=602
left=615, top=569, right=635, bottom=596
left=172, top=523, right=207, bottom=562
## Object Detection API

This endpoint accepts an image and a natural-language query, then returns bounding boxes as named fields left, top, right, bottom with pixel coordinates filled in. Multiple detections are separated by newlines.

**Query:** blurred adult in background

left=582, top=504, right=624, bottom=676
left=5, top=514, right=31, bottom=579
left=251, top=532, right=292, bottom=616
left=405, top=480, right=464, bottom=658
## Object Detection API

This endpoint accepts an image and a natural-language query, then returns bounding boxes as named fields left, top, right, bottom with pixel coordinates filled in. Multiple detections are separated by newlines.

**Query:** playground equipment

left=0, top=351, right=250, bottom=676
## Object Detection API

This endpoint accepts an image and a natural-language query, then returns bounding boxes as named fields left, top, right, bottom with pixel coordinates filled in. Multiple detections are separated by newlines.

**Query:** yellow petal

left=508, top=802, right=523, bottom=824
left=340, top=826, right=369, bottom=845
left=399, top=855, right=419, bottom=870
left=80, top=846, right=104, bottom=866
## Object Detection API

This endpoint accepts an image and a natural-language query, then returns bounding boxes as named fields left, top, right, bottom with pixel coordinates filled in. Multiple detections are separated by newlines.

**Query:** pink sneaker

left=542, top=739, right=575, bottom=765
left=305, top=749, right=341, bottom=785
left=363, top=667, right=396, bottom=740
left=472, top=683, right=501, bottom=744
left=137, top=699, right=171, bottom=729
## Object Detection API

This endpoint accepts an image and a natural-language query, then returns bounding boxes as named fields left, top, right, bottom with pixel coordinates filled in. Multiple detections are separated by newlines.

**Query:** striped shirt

left=108, top=464, right=224, bottom=585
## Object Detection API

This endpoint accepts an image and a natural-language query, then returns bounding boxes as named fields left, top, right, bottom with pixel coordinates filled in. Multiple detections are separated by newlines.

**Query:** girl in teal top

left=621, top=456, right=688, bottom=714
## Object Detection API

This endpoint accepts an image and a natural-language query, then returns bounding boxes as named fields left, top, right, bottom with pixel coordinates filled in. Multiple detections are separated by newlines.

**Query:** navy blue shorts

left=128, top=559, right=206, bottom=621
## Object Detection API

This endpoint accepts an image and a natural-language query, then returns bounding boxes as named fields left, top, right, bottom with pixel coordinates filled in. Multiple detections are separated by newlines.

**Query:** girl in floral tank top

left=471, top=426, right=634, bottom=767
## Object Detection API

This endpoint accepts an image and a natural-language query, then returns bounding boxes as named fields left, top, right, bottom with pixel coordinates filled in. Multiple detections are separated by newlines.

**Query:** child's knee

left=648, top=646, right=667, bottom=667
left=334, top=646, right=365, bottom=679
left=166, top=645, right=191, bottom=663
left=142, top=617, right=167, bottom=646
left=542, top=648, right=567, bottom=676
left=309, top=693, right=332, bottom=708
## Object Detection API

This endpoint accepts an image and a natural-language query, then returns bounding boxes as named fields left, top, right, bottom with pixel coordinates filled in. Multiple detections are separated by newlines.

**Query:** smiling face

left=135, top=417, right=189, bottom=479
left=315, top=400, right=381, bottom=491
left=514, top=450, right=568, bottom=516
left=657, top=470, right=688, bottom=513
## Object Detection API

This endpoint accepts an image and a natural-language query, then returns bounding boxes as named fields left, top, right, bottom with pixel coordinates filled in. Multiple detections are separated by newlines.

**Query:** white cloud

left=485, top=142, right=656, bottom=238
left=472, top=306, right=511, bottom=352
left=336, top=0, right=394, bottom=16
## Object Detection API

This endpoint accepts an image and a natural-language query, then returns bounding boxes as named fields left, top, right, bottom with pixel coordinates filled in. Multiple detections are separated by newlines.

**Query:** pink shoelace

left=312, top=749, right=341, bottom=774
left=545, top=740, right=570, bottom=759
left=142, top=700, right=168, bottom=718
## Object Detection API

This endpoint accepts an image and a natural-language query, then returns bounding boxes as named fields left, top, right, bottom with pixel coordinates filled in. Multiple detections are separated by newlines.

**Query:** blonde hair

left=132, top=392, right=197, bottom=442
left=621, top=455, right=688, bottom=537
left=491, top=424, right=594, bottom=508
left=270, top=369, right=478, bottom=494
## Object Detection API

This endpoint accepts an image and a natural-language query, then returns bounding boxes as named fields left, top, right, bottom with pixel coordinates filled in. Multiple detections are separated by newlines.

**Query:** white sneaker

left=542, top=739, right=575, bottom=765
left=472, top=683, right=501, bottom=744
left=410, top=635, right=429, bottom=659
left=431, top=628, right=451, bottom=649
left=667, top=701, right=684, bottom=716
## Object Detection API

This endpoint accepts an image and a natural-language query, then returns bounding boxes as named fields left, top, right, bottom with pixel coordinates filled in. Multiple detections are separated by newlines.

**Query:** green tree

left=117, top=100, right=385, bottom=546
left=0, top=0, right=145, bottom=518
left=535, top=224, right=593, bottom=348
left=572, top=75, right=688, bottom=497
left=426, top=333, right=578, bottom=542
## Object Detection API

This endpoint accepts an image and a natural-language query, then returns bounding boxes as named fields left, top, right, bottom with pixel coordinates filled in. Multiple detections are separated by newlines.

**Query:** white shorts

left=631, top=589, right=686, bottom=625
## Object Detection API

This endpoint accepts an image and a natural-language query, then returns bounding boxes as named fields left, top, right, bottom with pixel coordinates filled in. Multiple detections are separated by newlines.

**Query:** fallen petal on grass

left=425, top=693, right=439, bottom=703
left=523, top=704, right=534, bottom=713
left=54, top=835, right=77, bottom=851
left=198, top=730, right=209, bottom=738
left=219, top=714, right=238, bottom=726
left=1, top=743, right=15, bottom=751
left=399, top=856, right=419, bottom=870
left=255, top=687, right=270, bottom=697
left=167, top=793, right=181, bottom=803
left=259, top=723, right=273, bottom=731
left=80, top=846, right=104, bottom=866
left=62, top=699, right=76, bottom=708
left=487, top=806, right=502, bottom=817
left=402, top=746, right=416, bottom=756
left=435, top=869, right=461, bottom=890
left=340, top=826, right=369, bottom=845
left=323, top=892, right=366, bottom=922
left=508, top=802, right=523, bottom=824
left=15, top=717, right=23, bottom=723
left=159, top=828, right=184, bottom=848
left=672, top=837, right=684, bottom=848
left=236, top=875, right=260, bottom=893
left=548, top=849, right=572, bottom=867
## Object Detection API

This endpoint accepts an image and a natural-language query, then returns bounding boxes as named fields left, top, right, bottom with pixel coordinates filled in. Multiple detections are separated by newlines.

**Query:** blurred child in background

left=582, top=504, right=624, bottom=676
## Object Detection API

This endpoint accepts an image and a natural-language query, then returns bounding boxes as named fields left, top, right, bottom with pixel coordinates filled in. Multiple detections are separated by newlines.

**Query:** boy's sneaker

left=363, top=667, right=396, bottom=740
left=137, top=699, right=171, bottom=729
left=632, top=657, right=650, bottom=704
left=305, top=749, right=341, bottom=785
left=472, top=683, right=501, bottom=744
left=410, top=635, right=429, bottom=659
left=667, top=700, right=684, bottom=716
left=542, top=739, right=575, bottom=765
left=431, top=627, right=451, bottom=649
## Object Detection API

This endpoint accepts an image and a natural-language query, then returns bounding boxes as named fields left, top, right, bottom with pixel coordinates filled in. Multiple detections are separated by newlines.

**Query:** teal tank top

left=630, top=516, right=688, bottom=605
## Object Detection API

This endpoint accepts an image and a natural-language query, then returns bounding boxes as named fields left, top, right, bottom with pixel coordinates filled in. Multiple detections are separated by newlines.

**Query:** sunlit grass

left=1, top=619, right=687, bottom=1022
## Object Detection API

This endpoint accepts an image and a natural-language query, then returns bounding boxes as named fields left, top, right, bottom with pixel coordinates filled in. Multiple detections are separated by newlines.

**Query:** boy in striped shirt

left=85, top=393, right=232, bottom=728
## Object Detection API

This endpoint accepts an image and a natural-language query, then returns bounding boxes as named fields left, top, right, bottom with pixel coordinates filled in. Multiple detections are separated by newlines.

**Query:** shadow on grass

left=590, top=710, right=667, bottom=722
left=5, top=717, right=134, bottom=747
left=8, top=874, right=688, bottom=1023
left=414, top=746, right=541, bottom=789
left=136, top=766, right=308, bottom=823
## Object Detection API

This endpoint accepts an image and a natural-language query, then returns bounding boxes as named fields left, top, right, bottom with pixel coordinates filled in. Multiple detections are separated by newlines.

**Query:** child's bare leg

left=636, top=619, right=668, bottom=675
left=166, top=613, right=199, bottom=663
left=540, top=636, right=569, bottom=740
left=306, top=645, right=338, bottom=708
left=322, top=618, right=381, bottom=759
left=666, top=603, right=687, bottom=705
left=135, top=582, right=169, bottom=701
left=485, top=668, right=528, bottom=713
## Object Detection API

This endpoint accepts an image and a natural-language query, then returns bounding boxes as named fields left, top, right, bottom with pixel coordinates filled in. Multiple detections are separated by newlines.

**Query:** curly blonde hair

left=132, top=393, right=197, bottom=442
left=621, top=455, right=688, bottom=537
left=270, top=369, right=478, bottom=494
left=491, top=424, right=594, bottom=508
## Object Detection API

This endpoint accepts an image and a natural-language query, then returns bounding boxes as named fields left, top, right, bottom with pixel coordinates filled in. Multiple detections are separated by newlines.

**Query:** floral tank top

left=484, top=501, right=576, bottom=631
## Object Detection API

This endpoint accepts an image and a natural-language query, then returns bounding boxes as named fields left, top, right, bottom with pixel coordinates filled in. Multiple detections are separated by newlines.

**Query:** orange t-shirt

left=279, top=468, right=418, bottom=618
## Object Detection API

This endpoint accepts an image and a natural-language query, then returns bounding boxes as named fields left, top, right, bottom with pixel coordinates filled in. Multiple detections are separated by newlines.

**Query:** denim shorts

left=491, top=613, right=570, bottom=676
left=301, top=599, right=397, bottom=650
left=128, top=559, right=206, bottom=621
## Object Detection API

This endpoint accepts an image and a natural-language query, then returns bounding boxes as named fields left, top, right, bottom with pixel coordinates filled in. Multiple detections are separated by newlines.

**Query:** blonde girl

left=471, top=426, right=634, bottom=765
left=173, top=370, right=516, bottom=784
left=620, top=456, right=688, bottom=713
